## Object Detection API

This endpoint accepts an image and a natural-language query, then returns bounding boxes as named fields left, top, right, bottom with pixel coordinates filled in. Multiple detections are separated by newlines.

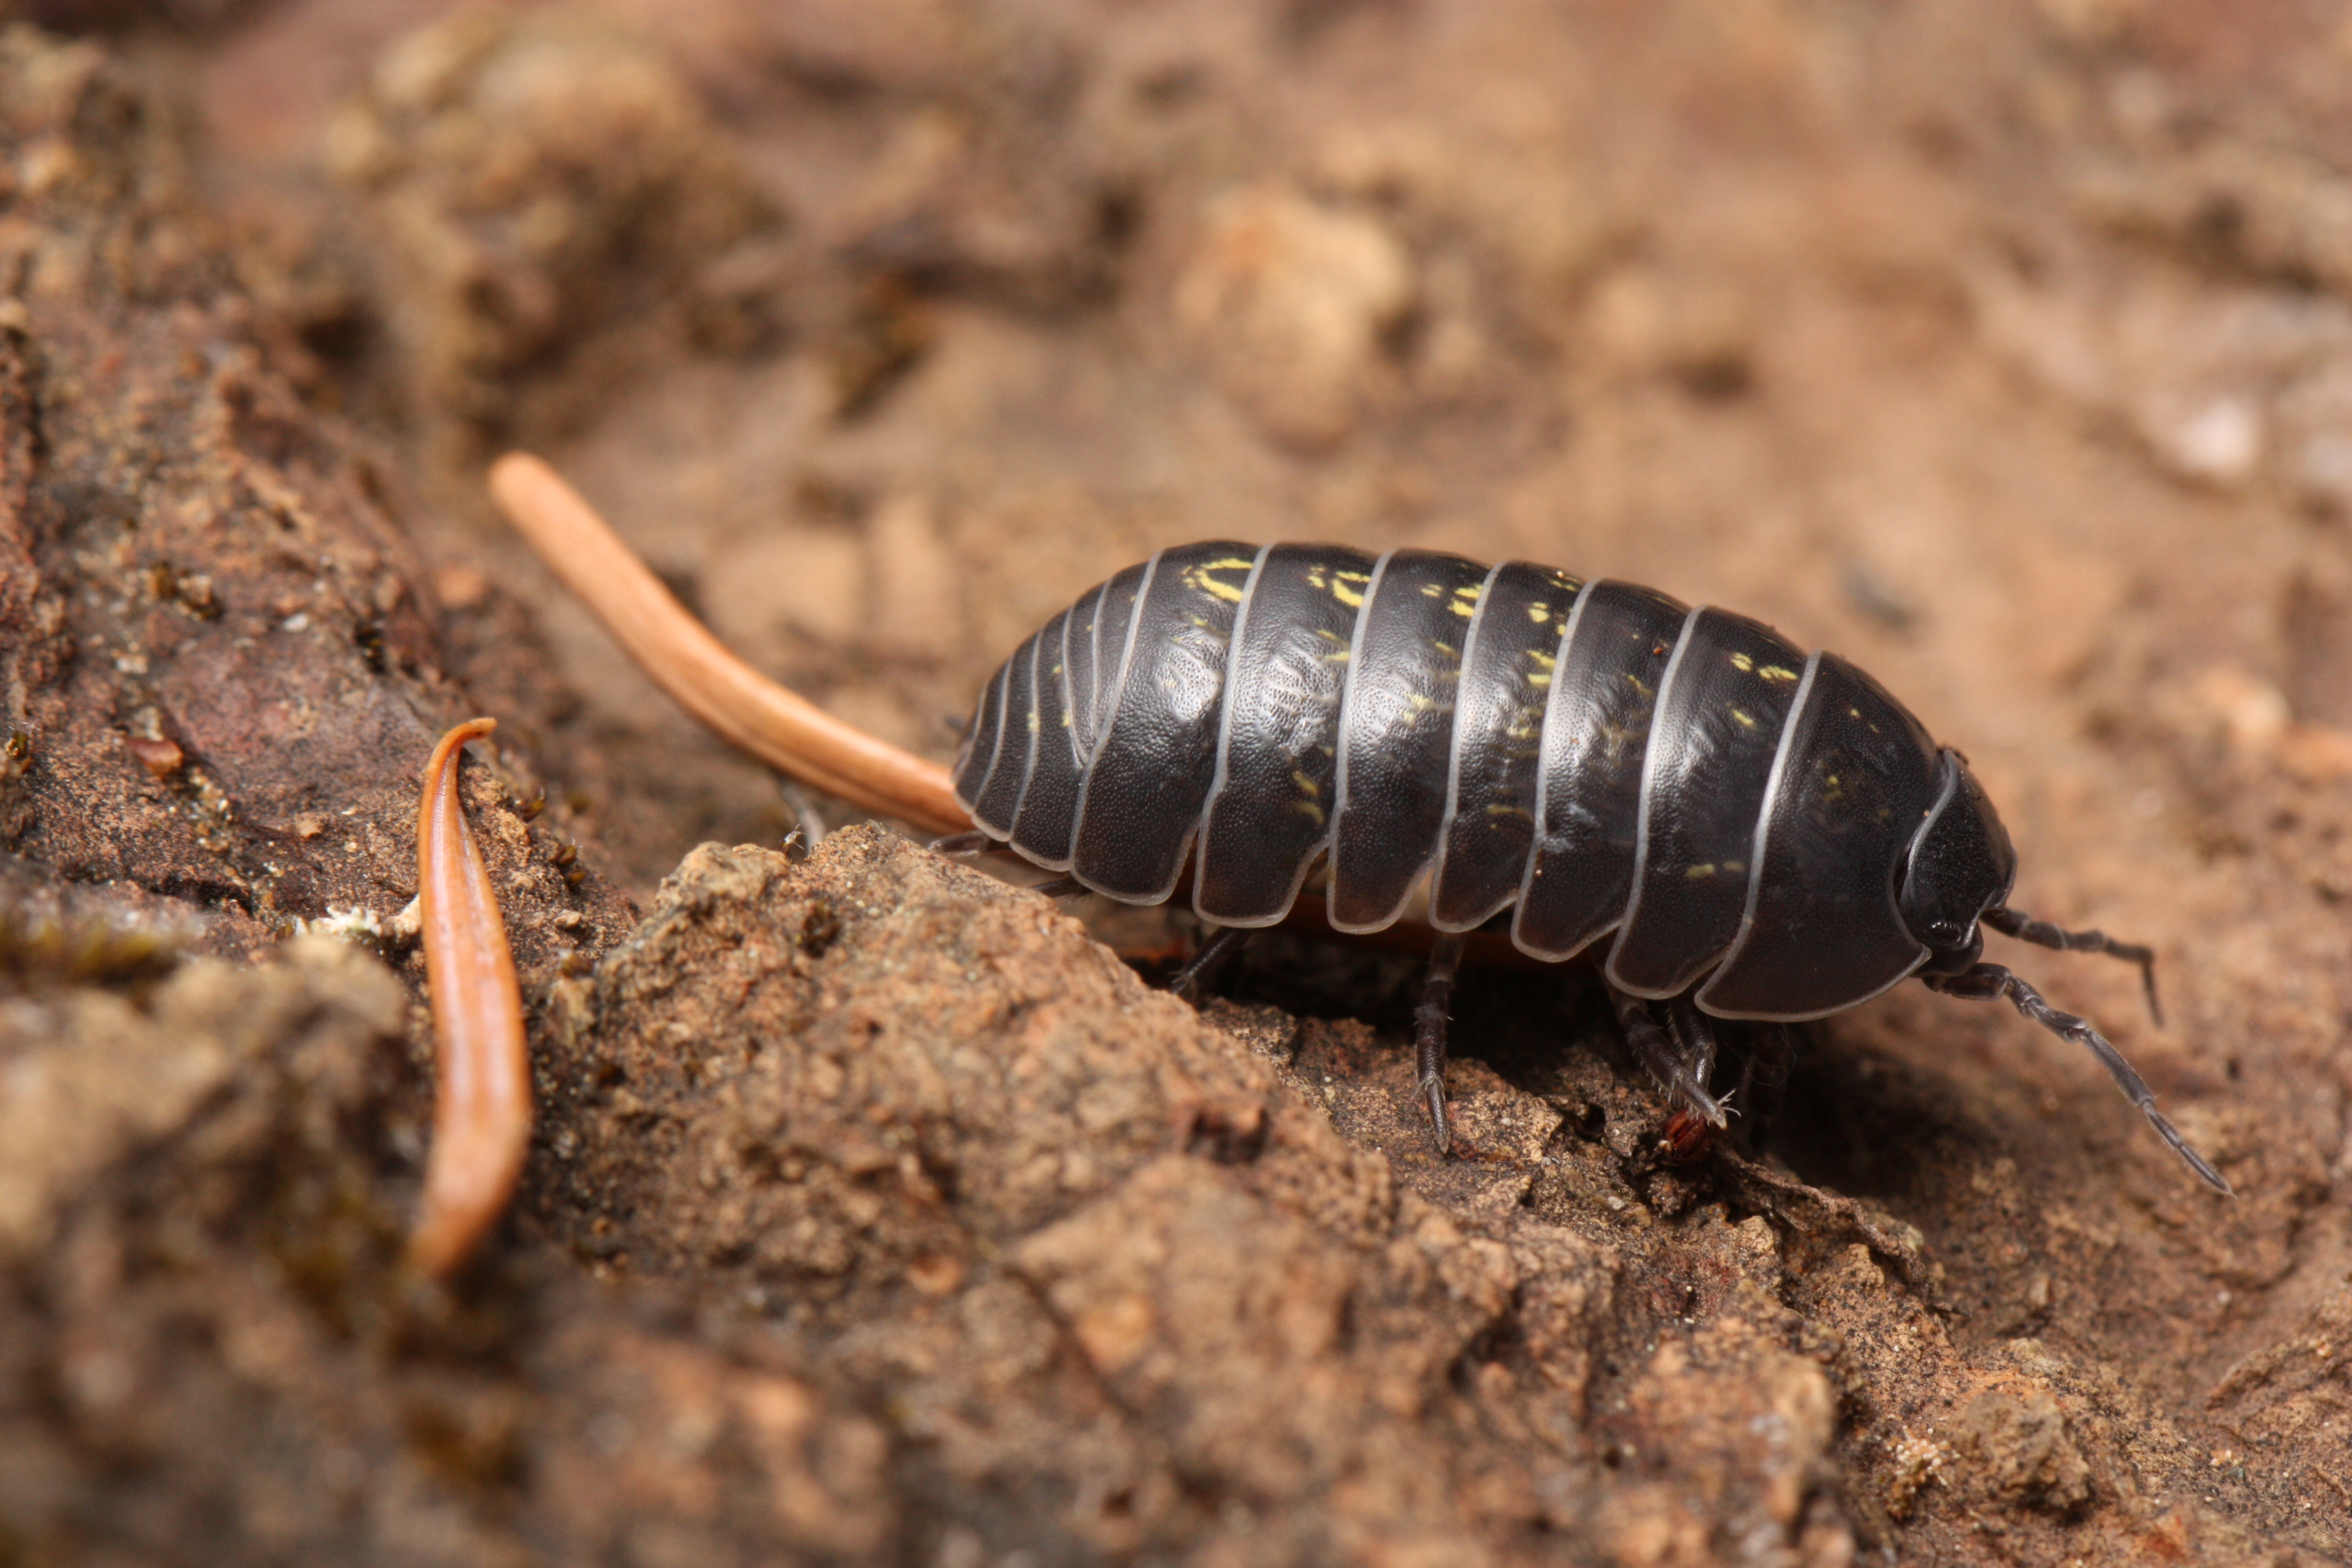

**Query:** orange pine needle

left=487, top=452, right=972, bottom=836
left=408, top=717, right=532, bottom=1278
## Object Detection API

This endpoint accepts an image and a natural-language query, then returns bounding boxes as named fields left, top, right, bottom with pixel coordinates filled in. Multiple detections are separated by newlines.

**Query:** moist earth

left=1, top=5, right=2350, bottom=1565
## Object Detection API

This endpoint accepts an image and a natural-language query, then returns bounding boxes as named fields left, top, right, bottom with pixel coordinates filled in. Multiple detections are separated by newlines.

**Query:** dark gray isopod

left=949, top=543, right=2231, bottom=1195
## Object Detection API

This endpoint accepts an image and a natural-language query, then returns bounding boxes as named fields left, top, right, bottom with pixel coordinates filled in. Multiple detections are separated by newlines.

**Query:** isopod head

left=1901, top=750, right=2019, bottom=975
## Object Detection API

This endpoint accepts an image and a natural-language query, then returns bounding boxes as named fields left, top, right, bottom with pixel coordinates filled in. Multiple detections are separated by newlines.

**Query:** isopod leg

left=1608, top=983, right=1728, bottom=1128
left=1666, top=998, right=1724, bottom=1106
left=1985, top=905, right=2163, bottom=1026
left=1738, top=1022, right=1797, bottom=1150
left=1169, top=924, right=1253, bottom=1003
left=930, top=830, right=994, bottom=856
left=778, top=777, right=829, bottom=846
left=1415, top=931, right=1468, bottom=1155
left=1921, top=962, right=2231, bottom=1194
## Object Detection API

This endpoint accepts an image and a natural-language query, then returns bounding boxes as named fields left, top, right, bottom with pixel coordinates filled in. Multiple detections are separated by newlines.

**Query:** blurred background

left=9, top=2, right=2352, bottom=1560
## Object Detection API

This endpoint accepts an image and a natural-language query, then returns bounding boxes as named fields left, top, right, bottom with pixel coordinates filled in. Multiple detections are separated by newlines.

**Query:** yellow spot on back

left=1332, top=581, right=1364, bottom=607
left=1189, top=575, right=1245, bottom=605
left=1729, top=707, right=1757, bottom=729
left=1292, top=769, right=1322, bottom=798
left=1730, top=651, right=1754, bottom=672
left=1759, top=664, right=1799, bottom=682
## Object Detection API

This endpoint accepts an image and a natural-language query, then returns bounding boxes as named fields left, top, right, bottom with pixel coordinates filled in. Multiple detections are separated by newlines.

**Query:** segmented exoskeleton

left=948, top=542, right=2230, bottom=1193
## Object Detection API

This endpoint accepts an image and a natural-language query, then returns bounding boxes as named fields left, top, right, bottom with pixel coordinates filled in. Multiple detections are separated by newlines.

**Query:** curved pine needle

left=488, top=453, right=972, bottom=836
left=409, top=717, right=532, bottom=1278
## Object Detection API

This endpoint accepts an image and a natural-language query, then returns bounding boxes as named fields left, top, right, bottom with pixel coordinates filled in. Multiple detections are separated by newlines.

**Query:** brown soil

left=2, top=3, right=2349, bottom=1564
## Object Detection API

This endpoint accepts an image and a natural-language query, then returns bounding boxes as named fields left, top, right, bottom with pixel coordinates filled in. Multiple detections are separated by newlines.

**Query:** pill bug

left=946, top=541, right=2230, bottom=1194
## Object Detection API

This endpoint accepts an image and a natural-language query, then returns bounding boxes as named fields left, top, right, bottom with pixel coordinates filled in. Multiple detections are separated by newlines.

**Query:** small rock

left=1953, top=1386, right=2097, bottom=1512
left=123, top=734, right=182, bottom=780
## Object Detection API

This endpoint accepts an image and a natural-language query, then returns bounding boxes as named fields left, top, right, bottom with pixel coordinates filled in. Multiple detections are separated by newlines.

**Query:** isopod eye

left=1899, top=751, right=2017, bottom=968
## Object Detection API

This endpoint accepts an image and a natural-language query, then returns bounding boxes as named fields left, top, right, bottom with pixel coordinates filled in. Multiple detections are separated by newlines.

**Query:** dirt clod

left=1952, top=1385, right=2098, bottom=1514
